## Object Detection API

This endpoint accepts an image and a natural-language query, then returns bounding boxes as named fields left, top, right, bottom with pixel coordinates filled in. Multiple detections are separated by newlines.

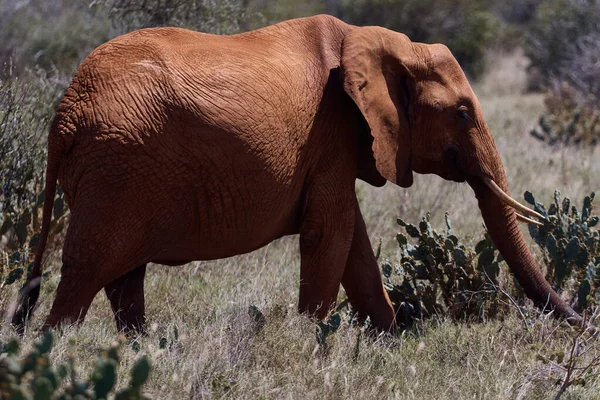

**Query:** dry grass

left=2, top=51, right=600, bottom=399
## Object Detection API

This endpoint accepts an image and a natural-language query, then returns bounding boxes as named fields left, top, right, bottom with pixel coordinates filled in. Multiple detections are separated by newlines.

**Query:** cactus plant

left=382, top=213, right=506, bottom=328
left=0, top=331, right=152, bottom=399
left=526, top=190, right=600, bottom=310
left=529, top=89, right=600, bottom=147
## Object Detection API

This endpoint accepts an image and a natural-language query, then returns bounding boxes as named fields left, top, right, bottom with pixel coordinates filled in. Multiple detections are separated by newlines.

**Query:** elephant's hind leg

left=42, top=258, right=107, bottom=331
left=104, top=264, right=147, bottom=336
left=341, top=207, right=396, bottom=332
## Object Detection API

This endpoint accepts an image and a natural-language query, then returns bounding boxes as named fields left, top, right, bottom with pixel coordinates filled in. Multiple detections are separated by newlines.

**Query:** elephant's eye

left=457, top=106, right=471, bottom=121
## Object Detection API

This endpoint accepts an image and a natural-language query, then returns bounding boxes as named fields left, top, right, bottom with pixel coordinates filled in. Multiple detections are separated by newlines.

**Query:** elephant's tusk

left=516, top=212, right=544, bottom=227
left=482, top=177, right=546, bottom=221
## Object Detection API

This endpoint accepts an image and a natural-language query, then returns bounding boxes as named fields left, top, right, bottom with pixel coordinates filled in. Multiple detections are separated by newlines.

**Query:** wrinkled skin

left=13, top=15, right=581, bottom=335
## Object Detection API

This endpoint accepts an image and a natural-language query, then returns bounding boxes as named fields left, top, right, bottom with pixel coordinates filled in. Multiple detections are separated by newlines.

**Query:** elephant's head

left=341, top=26, right=582, bottom=324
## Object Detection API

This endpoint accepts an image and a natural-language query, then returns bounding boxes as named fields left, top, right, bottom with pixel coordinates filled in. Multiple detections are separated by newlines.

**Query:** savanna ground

left=2, top=2, right=600, bottom=399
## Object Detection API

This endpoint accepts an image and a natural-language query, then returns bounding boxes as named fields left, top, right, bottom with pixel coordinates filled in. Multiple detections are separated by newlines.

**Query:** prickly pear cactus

left=530, top=106, right=600, bottom=146
left=383, top=212, right=506, bottom=328
left=526, top=190, right=600, bottom=310
left=0, top=331, right=152, bottom=399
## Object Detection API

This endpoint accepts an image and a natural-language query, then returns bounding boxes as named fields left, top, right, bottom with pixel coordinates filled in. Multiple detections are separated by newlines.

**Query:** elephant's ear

left=341, top=27, right=424, bottom=188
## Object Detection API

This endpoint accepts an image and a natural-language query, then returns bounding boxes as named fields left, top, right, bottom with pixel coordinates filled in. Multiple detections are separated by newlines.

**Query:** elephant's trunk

left=468, top=175, right=582, bottom=325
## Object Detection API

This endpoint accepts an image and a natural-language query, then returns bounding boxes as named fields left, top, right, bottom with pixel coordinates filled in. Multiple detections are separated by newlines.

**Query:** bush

left=379, top=189, right=600, bottom=329
left=0, top=75, right=67, bottom=289
left=106, top=0, right=251, bottom=34
left=381, top=213, right=506, bottom=328
left=0, top=331, right=151, bottom=399
left=334, top=0, right=499, bottom=78
left=530, top=84, right=600, bottom=146
left=0, top=0, right=114, bottom=77
left=525, top=190, right=600, bottom=311
left=525, top=0, right=600, bottom=100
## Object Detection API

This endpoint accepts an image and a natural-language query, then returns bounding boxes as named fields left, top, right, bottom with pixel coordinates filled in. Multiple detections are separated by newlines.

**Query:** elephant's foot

left=42, top=269, right=102, bottom=331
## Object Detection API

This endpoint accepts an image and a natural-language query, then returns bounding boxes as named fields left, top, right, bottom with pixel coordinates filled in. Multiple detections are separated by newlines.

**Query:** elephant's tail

left=12, top=120, right=68, bottom=335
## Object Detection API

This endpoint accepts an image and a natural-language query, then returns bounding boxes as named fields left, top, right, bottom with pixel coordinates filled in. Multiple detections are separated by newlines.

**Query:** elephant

left=12, top=14, right=582, bottom=335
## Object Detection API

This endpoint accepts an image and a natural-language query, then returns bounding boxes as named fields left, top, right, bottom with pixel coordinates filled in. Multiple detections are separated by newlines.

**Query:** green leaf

left=454, top=248, right=467, bottom=267
left=546, top=234, right=558, bottom=256
left=419, top=219, right=433, bottom=236
left=33, top=378, right=54, bottom=400
left=578, top=279, right=591, bottom=309
left=0, top=217, right=13, bottom=235
left=562, top=197, right=570, bottom=214
left=477, top=248, right=495, bottom=269
left=475, top=238, right=491, bottom=254
left=5, top=268, right=24, bottom=285
left=565, top=237, right=581, bottom=263
left=583, top=195, right=593, bottom=210
left=159, top=338, right=168, bottom=349
left=3, top=338, right=20, bottom=355
left=374, top=238, right=382, bottom=260
left=248, top=305, right=266, bottom=329
left=29, top=233, right=40, bottom=248
left=10, top=251, right=21, bottom=265
left=588, top=216, right=599, bottom=227
left=576, top=246, right=590, bottom=269
left=445, top=213, right=452, bottom=235
left=533, top=201, right=547, bottom=217
left=483, top=261, right=500, bottom=283
left=53, top=197, right=65, bottom=220
left=381, top=262, right=393, bottom=278
left=396, top=218, right=407, bottom=227
left=37, top=189, right=45, bottom=206
left=36, top=331, right=54, bottom=355
left=130, top=356, right=151, bottom=388
left=92, top=359, right=117, bottom=400
left=524, top=191, right=535, bottom=206
left=326, top=313, right=341, bottom=331
left=396, top=233, right=408, bottom=246
left=116, top=388, right=135, bottom=400
left=405, top=224, right=420, bottom=238
left=582, top=195, right=591, bottom=221
left=555, top=258, right=569, bottom=287
left=15, top=221, right=27, bottom=247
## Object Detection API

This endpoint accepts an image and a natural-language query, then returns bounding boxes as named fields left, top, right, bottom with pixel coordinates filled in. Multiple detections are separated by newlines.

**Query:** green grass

left=3, top=52, right=600, bottom=399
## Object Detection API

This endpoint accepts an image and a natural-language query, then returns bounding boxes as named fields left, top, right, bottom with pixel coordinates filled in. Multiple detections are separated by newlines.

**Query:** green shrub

left=0, top=0, right=113, bottom=77
left=381, top=213, right=506, bottom=328
left=525, top=190, right=600, bottom=311
left=525, top=0, right=600, bottom=98
left=515, top=0, right=600, bottom=148
left=530, top=83, right=600, bottom=147
left=335, top=0, right=499, bottom=78
left=0, top=75, right=68, bottom=288
left=0, top=331, right=151, bottom=399
left=106, top=0, right=251, bottom=34
left=379, top=189, right=599, bottom=328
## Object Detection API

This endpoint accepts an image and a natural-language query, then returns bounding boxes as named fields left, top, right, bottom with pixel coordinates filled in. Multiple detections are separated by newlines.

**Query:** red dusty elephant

left=12, top=15, right=582, bottom=335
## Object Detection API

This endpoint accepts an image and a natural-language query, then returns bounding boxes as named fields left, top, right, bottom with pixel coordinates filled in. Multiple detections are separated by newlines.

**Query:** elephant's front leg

left=341, top=206, right=396, bottom=332
left=298, top=184, right=356, bottom=320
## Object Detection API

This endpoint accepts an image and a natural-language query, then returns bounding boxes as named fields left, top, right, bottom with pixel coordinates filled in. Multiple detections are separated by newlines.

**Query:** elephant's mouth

left=443, top=146, right=544, bottom=227
left=443, top=144, right=467, bottom=183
